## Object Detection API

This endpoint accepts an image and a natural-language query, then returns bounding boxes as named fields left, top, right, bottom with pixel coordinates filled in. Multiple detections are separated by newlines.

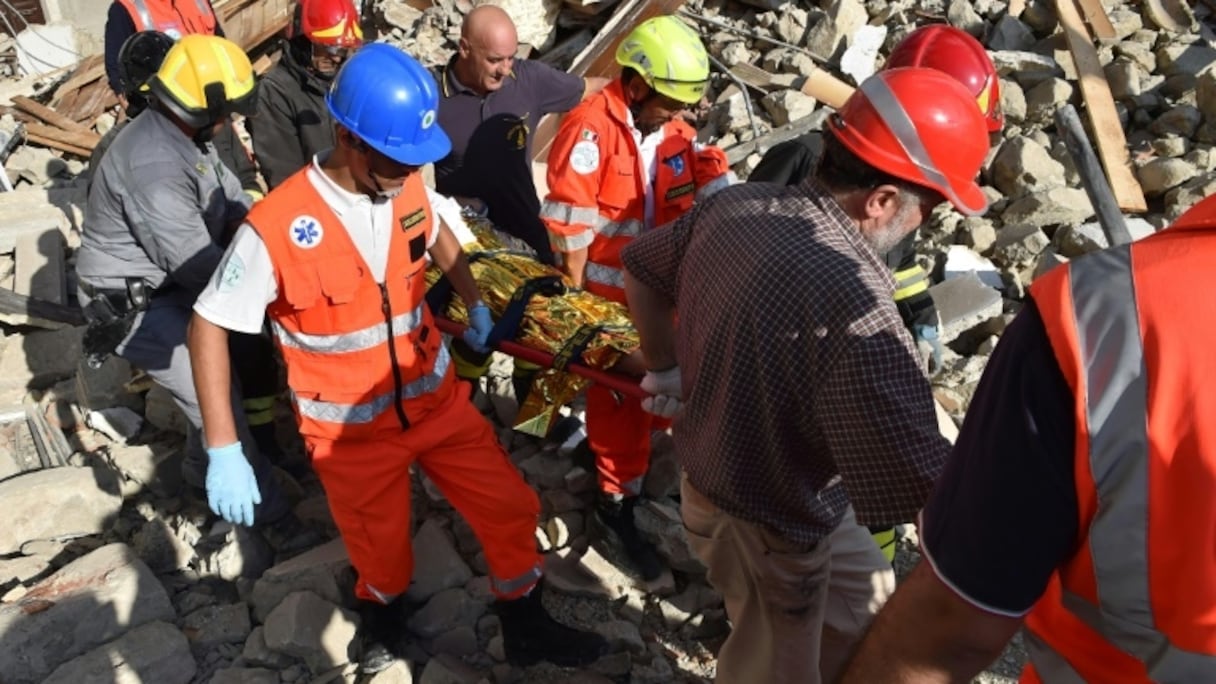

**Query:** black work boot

left=595, top=493, right=664, bottom=581
left=497, top=580, right=610, bottom=667
left=355, top=599, right=403, bottom=674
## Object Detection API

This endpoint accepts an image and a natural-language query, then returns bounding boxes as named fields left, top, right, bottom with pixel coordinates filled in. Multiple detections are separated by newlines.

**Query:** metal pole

left=678, top=8, right=836, bottom=68
left=706, top=51, right=762, bottom=146
left=1054, top=104, right=1133, bottom=246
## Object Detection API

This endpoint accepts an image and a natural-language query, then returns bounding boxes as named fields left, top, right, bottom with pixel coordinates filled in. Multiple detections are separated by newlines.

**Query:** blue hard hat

left=326, top=43, right=451, bottom=166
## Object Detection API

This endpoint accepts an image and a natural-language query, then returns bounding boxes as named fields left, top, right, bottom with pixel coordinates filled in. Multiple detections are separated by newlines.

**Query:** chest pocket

left=600, top=156, right=638, bottom=213
left=658, top=152, right=695, bottom=216
left=280, top=253, right=364, bottom=311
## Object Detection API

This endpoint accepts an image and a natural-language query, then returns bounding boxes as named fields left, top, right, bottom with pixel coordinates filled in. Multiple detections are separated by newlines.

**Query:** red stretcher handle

left=434, top=316, right=648, bottom=400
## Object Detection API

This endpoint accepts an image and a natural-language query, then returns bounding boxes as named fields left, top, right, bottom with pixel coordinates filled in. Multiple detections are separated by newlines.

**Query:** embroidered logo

left=290, top=215, right=323, bottom=249
left=663, top=155, right=686, bottom=177
left=399, top=208, right=427, bottom=231
left=569, top=140, right=600, bottom=175
left=508, top=114, right=530, bottom=150
left=665, top=182, right=695, bottom=201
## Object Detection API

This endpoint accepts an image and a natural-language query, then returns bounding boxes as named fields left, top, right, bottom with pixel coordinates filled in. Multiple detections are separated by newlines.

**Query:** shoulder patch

left=399, top=208, right=427, bottom=231
left=569, top=140, right=600, bottom=175
left=218, top=252, right=245, bottom=292
left=290, top=215, right=323, bottom=249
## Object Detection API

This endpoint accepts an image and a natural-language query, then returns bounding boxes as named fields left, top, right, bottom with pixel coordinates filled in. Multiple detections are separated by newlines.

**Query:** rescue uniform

left=105, top=0, right=220, bottom=94
left=542, top=78, right=732, bottom=497
left=194, top=157, right=544, bottom=603
left=77, top=106, right=287, bottom=521
left=249, top=43, right=335, bottom=190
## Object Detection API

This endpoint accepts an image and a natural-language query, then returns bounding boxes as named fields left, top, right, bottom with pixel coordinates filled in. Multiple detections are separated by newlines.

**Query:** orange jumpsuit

left=247, top=169, right=541, bottom=603
left=541, top=79, right=732, bottom=496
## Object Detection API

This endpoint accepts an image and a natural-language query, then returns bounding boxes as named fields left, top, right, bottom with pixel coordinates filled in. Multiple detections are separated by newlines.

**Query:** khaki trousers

left=681, top=478, right=895, bottom=684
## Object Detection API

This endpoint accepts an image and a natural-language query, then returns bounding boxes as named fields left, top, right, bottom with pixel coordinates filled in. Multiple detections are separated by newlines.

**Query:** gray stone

left=1151, top=105, right=1203, bottom=138
left=631, top=655, right=675, bottom=684
left=1105, top=58, right=1143, bottom=100
left=1054, top=221, right=1110, bottom=257
left=593, top=619, right=645, bottom=654
left=431, top=625, right=479, bottom=657
left=0, top=465, right=121, bottom=554
left=182, top=602, right=252, bottom=652
left=368, top=660, right=416, bottom=683
left=542, top=547, right=627, bottom=600
left=1001, top=187, right=1094, bottom=228
left=930, top=274, right=1004, bottom=344
left=990, top=50, right=1062, bottom=89
left=517, top=451, right=570, bottom=490
left=418, top=653, right=480, bottom=684
left=959, top=217, right=998, bottom=254
left=1155, top=44, right=1216, bottom=77
left=131, top=517, right=195, bottom=573
left=207, top=667, right=279, bottom=684
left=637, top=499, right=703, bottom=575
left=1138, top=157, right=1199, bottom=196
left=0, top=543, right=175, bottom=684
left=1025, top=78, right=1074, bottom=124
left=74, top=355, right=136, bottom=413
left=990, top=136, right=1067, bottom=197
left=992, top=224, right=1051, bottom=268
left=1034, top=248, right=1069, bottom=280
left=144, top=383, right=189, bottom=435
left=250, top=538, right=349, bottom=621
left=406, top=519, right=473, bottom=602
left=1107, top=8, right=1144, bottom=40
left=943, top=245, right=1003, bottom=290
left=988, top=15, right=1035, bottom=51
left=238, top=626, right=296, bottom=669
left=40, top=620, right=195, bottom=684
left=107, top=441, right=181, bottom=497
left=760, top=90, right=817, bottom=127
left=999, top=78, right=1028, bottom=125
left=945, top=0, right=983, bottom=35
left=1198, top=70, right=1216, bottom=125
left=263, top=590, right=358, bottom=673
left=0, top=326, right=83, bottom=397
left=195, top=525, right=275, bottom=581
left=408, top=588, right=487, bottom=639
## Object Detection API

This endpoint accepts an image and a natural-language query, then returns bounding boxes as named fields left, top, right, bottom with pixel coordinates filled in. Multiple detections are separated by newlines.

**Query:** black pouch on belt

left=81, top=285, right=141, bottom=369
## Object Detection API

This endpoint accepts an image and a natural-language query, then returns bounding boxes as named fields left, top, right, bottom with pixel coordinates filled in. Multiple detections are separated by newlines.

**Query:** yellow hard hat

left=615, top=15, right=709, bottom=104
left=148, top=34, right=257, bottom=129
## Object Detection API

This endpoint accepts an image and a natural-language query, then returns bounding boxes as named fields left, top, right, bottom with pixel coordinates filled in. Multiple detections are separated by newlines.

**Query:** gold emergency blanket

left=425, top=218, right=640, bottom=436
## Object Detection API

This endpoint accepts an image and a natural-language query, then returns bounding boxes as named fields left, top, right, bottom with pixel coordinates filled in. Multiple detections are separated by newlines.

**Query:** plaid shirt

left=621, top=178, right=949, bottom=545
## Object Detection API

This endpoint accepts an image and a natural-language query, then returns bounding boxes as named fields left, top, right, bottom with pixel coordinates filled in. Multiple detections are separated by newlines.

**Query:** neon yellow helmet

left=615, top=15, right=709, bottom=105
left=148, top=34, right=257, bottom=129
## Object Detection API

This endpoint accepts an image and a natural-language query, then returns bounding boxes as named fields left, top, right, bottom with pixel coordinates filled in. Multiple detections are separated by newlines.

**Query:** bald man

left=434, top=5, right=606, bottom=266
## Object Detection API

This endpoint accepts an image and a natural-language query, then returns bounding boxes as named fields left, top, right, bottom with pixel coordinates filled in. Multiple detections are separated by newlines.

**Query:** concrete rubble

left=0, top=0, right=1214, bottom=682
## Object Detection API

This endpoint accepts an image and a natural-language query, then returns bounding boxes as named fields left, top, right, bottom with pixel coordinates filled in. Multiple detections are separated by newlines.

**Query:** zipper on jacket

left=380, top=283, right=411, bottom=430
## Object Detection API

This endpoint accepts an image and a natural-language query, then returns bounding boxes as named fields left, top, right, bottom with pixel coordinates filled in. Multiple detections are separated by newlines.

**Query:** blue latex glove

left=912, top=324, right=943, bottom=376
left=205, top=442, right=262, bottom=527
left=463, top=301, right=494, bottom=353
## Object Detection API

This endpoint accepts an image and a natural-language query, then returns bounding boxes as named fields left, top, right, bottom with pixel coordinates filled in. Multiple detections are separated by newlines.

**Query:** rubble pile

left=0, top=0, right=1214, bottom=682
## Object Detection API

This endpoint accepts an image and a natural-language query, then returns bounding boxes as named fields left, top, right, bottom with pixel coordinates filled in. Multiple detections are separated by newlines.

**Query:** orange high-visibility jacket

left=247, top=169, right=454, bottom=441
left=116, top=0, right=217, bottom=37
left=541, top=79, right=732, bottom=303
left=1023, top=195, right=1216, bottom=682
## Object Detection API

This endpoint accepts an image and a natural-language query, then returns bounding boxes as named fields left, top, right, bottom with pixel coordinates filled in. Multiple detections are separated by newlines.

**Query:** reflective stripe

left=491, top=563, right=542, bottom=597
left=1025, top=631, right=1088, bottom=683
left=540, top=200, right=600, bottom=227
left=893, top=265, right=929, bottom=301
left=585, top=262, right=624, bottom=290
left=273, top=304, right=425, bottom=354
left=549, top=228, right=596, bottom=251
left=860, top=77, right=988, bottom=217
left=695, top=172, right=737, bottom=202
left=193, top=0, right=212, bottom=16
left=294, top=344, right=450, bottom=424
left=597, top=217, right=643, bottom=239
left=129, top=0, right=154, bottom=29
left=364, top=583, right=399, bottom=605
left=1060, top=245, right=1216, bottom=678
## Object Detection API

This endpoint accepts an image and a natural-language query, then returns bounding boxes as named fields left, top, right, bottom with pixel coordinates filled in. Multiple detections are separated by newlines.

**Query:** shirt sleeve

left=249, top=75, right=308, bottom=190
left=542, top=112, right=606, bottom=252
left=193, top=223, right=278, bottom=334
left=747, top=134, right=822, bottom=186
left=525, top=61, right=586, bottom=114
left=919, top=300, right=1079, bottom=616
left=104, top=4, right=135, bottom=94
left=620, top=201, right=701, bottom=302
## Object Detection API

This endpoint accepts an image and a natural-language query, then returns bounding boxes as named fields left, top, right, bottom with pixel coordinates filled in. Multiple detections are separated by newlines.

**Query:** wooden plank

left=531, top=0, right=688, bottom=162
left=11, top=96, right=91, bottom=134
left=14, top=230, right=66, bottom=305
left=24, top=130, right=91, bottom=158
left=0, top=287, right=85, bottom=327
left=1074, top=0, right=1116, bottom=41
left=24, top=122, right=98, bottom=151
left=1055, top=0, right=1146, bottom=212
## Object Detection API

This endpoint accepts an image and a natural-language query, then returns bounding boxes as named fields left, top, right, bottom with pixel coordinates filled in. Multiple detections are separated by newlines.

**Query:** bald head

left=456, top=5, right=518, bottom=95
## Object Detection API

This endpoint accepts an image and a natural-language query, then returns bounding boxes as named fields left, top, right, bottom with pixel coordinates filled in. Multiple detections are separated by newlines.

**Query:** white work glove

left=205, top=442, right=262, bottom=527
left=640, top=366, right=683, bottom=418
left=463, top=302, right=494, bottom=353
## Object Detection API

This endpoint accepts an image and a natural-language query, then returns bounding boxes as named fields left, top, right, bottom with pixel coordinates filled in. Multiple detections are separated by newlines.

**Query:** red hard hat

left=828, top=67, right=990, bottom=216
left=885, top=25, right=1002, bottom=133
left=295, top=0, right=363, bottom=47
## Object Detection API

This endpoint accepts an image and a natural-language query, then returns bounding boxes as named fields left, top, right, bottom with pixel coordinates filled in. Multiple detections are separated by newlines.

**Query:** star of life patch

left=218, top=252, right=245, bottom=292
left=290, top=215, right=324, bottom=249
left=569, top=140, right=600, bottom=175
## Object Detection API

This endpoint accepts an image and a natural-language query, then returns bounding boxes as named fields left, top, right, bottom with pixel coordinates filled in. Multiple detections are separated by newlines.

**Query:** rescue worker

left=838, top=159, right=1216, bottom=684
left=437, top=4, right=607, bottom=406
left=622, top=68, right=991, bottom=683
left=541, top=15, right=733, bottom=581
left=249, top=0, right=361, bottom=190
left=77, top=35, right=312, bottom=551
left=188, top=43, right=610, bottom=674
left=748, top=24, right=1004, bottom=565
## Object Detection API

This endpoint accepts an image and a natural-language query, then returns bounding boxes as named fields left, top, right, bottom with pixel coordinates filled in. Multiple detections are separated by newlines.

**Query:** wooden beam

left=0, top=287, right=85, bottom=328
left=725, top=115, right=822, bottom=166
left=24, top=122, right=98, bottom=151
left=1055, top=0, right=1146, bottom=212
left=25, top=131, right=91, bottom=157
left=1074, top=0, right=1116, bottom=41
left=11, top=96, right=92, bottom=134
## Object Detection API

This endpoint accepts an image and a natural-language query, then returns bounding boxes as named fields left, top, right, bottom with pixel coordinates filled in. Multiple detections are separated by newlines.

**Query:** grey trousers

left=116, top=302, right=288, bottom=524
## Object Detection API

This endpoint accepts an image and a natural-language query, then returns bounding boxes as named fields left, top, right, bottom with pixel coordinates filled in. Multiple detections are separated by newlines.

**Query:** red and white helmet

left=885, top=25, right=1003, bottom=133
left=293, top=0, right=363, bottom=47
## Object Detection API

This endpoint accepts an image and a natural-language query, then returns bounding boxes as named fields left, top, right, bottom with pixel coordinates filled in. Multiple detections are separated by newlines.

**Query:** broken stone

left=1155, top=43, right=1216, bottom=78
left=1024, top=78, right=1074, bottom=124
left=988, top=15, right=1036, bottom=51
left=250, top=539, right=350, bottom=621
left=132, top=517, right=196, bottom=573
left=1106, top=58, right=1144, bottom=100
left=194, top=525, right=276, bottom=581
left=1150, top=104, right=1203, bottom=138
left=1138, top=157, right=1199, bottom=196
left=990, top=50, right=1063, bottom=89
left=0, top=543, right=175, bottom=684
left=408, top=588, right=487, bottom=639
left=930, top=274, right=1004, bottom=345
left=419, top=652, right=480, bottom=684
left=990, top=135, right=1067, bottom=197
left=207, top=667, right=279, bottom=684
left=594, top=619, right=646, bottom=654
left=0, top=326, right=83, bottom=399
left=263, top=590, right=358, bottom=674
left=238, top=626, right=296, bottom=670
left=992, top=224, right=1051, bottom=268
left=1000, top=187, right=1094, bottom=228
left=406, top=518, right=473, bottom=602
left=943, top=245, right=1003, bottom=290
left=0, top=465, right=121, bottom=554
left=40, top=620, right=196, bottom=684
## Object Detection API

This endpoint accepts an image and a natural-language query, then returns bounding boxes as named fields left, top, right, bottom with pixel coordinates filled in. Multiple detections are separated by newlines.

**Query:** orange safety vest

left=1023, top=195, right=1216, bottom=682
left=116, top=0, right=217, bottom=38
left=541, top=79, right=732, bottom=303
left=246, top=168, right=454, bottom=441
